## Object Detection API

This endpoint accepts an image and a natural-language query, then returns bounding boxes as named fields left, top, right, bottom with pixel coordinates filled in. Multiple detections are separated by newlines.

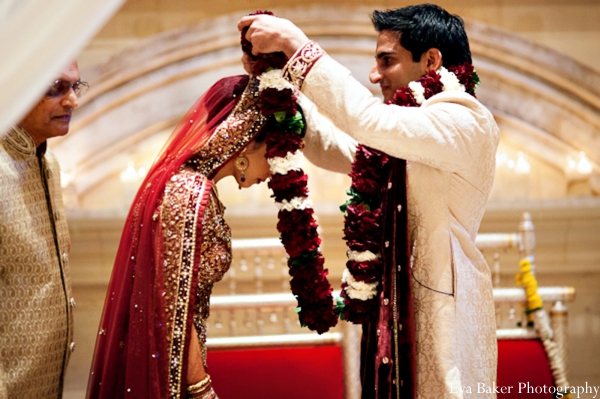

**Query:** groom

left=240, top=4, right=499, bottom=399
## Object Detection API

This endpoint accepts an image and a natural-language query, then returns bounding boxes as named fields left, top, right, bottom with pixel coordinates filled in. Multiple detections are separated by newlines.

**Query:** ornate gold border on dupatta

left=160, top=172, right=212, bottom=398
left=189, top=76, right=267, bottom=177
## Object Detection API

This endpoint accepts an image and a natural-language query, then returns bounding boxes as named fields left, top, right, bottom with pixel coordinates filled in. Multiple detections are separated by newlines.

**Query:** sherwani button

left=385, top=241, right=390, bottom=248
left=388, top=182, right=392, bottom=189
left=62, top=252, right=68, bottom=263
left=70, top=342, right=76, bottom=352
left=397, top=205, right=402, bottom=212
left=70, top=297, right=76, bottom=308
left=383, top=298, right=389, bottom=305
left=399, top=324, right=403, bottom=331
left=382, top=357, right=389, bottom=364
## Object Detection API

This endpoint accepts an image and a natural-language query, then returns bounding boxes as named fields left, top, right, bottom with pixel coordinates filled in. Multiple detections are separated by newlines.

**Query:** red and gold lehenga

left=87, top=74, right=268, bottom=399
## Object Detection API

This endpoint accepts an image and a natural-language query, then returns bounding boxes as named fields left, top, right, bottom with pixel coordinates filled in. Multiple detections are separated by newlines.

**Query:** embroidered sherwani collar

left=2, top=125, right=45, bottom=157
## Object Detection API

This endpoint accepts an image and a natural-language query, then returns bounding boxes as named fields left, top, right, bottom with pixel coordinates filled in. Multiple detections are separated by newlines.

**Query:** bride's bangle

left=187, top=385, right=218, bottom=399
left=187, top=374, right=211, bottom=394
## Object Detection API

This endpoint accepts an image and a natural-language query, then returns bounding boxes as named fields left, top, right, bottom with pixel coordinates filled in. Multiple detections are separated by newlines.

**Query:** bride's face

left=236, top=140, right=271, bottom=188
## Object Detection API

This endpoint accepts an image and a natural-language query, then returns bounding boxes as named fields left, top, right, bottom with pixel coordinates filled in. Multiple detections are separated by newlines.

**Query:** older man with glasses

left=0, top=61, right=87, bottom=398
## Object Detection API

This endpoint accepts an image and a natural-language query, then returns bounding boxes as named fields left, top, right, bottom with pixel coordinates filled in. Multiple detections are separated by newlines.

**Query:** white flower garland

left=342, top=269, right=379, bottom=301
left=267, top=151, right=304, bottom=176
left=276, top=197, right=313, bottom=212
left=533, top=310, right=569, bottom=392
left=406, top=67, right=466, bottom=106
left=347, top=250, right=378, bottom=263
left=260, top=69, right=309, bottom=211
left=259, top=70, right=306, bottom=177
left=257, top=69, right=293, bottom=92
left=247, top=24, right=338, bottom=333
left=517, top=257, right=570, bottom=396
left=408, top=81, right=426, bottom=105
left=439, top=67, right=465, bottom=92
left=342, top=250, right=381, bottom=300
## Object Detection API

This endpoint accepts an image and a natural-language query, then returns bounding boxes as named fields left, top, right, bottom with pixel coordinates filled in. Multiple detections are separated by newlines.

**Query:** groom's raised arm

left=299, top=93, right=356, bottom=175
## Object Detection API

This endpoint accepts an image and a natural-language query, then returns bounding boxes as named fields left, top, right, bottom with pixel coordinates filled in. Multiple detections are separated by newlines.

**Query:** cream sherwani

left=301, top=54, right=499, bottom=398
left=0, top=127, right=74, bottom=398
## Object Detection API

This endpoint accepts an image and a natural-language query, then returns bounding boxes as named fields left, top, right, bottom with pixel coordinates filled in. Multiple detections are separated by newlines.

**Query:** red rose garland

left=340, top=63, right=479, bottom=323
left=241, top=11, right=338, bottom=334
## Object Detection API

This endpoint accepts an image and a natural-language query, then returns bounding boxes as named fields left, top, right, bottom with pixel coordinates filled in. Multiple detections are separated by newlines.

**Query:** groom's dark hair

left=371, top=4, right=472, bottom=67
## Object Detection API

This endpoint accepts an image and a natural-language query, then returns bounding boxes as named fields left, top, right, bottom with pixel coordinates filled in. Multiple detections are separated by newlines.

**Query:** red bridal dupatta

left=87, top=75, right=260, bottom=399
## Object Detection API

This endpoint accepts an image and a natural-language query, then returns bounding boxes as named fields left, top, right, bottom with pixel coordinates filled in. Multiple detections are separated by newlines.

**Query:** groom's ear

left=421, top=48, right=443, bottom=71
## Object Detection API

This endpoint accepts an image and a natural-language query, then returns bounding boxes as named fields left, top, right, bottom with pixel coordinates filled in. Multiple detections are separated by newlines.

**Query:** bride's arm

left=186, top=330, right=217, bottom=398
left=186, top=330, right=206, bottom=384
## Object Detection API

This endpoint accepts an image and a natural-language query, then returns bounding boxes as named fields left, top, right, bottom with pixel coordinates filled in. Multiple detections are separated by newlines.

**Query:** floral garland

left=516, top=257, right=571, bottom=398
left=340, top=63, right=479, bottom=323
left=241, top=11, right=338, bottom=334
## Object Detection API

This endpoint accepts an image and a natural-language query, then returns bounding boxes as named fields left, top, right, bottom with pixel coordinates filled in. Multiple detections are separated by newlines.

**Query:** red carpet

left=207, top=339, right=556, bottom=398
left=497, top=340, right=555, bottom=398
left=208, top=345, right=344, bottom=399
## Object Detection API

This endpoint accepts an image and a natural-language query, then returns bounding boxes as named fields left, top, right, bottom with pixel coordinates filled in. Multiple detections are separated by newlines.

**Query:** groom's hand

left=238, top=14, right=310, bottom=58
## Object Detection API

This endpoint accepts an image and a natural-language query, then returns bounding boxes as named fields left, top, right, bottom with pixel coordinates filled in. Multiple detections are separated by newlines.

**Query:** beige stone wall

left=80, top=0, right=600, bottom=74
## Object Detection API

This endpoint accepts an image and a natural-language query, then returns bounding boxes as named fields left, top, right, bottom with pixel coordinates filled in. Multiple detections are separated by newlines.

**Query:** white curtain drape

left=0, top=0, right=124, bottom=136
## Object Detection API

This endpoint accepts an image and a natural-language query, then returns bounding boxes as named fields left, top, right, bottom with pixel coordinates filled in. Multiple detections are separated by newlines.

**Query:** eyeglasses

left=45, top=79, right=89, bottom=98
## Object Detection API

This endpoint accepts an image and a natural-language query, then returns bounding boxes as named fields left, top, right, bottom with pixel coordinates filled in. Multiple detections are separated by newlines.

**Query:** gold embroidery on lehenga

left=158, top=76, right=265, bottom=397
left=160, top=167, right=231, bottom=397
left=193, top=184, right=231, bottom=364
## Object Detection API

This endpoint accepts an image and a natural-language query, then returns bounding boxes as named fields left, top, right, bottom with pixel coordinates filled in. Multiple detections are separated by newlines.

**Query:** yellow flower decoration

left=516, top=257, right=571, bottom=397
left=515, top=257, right=543, bottom=312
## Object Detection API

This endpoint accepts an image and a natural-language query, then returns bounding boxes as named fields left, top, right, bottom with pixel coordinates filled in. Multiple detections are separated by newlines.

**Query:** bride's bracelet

left=187, top=374, right=218, bottom=399
left=187, top=386, right=218, bottom=399
left=187, top=374, right=211, bottom=393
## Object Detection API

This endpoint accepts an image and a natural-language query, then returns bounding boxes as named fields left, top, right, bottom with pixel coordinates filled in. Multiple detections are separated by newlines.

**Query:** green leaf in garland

left=334, top=296, right=345, bottom=319
left=287, top=112, right=305, bottom=134
left=473, top=70, right=481, bottom=89
left=274, top=111, right=287, bottom=123
left=340, top=199, right=352, bottom=214
left=273, top=111, right=305, bottom=134
left=341, top=188, right=377, bottom=214
left=290, top=250, right=318, bottom=267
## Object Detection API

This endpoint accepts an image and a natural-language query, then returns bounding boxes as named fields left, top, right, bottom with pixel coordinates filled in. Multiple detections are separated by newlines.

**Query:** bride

left=87, top=74, right=282, bottom=399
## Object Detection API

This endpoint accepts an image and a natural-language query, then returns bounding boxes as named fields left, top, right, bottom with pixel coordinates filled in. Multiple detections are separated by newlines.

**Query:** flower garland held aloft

left=340, top=64, right=479, bottom=323
left=516, top=257, right=571, bottom=399
left=241, top=11, right=338, bottom=334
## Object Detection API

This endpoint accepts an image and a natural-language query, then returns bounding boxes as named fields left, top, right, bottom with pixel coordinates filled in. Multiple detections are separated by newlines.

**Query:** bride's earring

left=235, top=154, right=249, bottom=182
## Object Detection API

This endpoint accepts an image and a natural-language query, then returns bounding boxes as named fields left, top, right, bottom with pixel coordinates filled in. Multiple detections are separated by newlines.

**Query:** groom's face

left=369, top=30, right=426, bottom=102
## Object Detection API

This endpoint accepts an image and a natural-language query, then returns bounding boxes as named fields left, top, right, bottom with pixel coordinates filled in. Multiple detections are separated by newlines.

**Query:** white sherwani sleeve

left=298, top=93, right=356, bottom=174
left=299, top=55, right=498, bottom=183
